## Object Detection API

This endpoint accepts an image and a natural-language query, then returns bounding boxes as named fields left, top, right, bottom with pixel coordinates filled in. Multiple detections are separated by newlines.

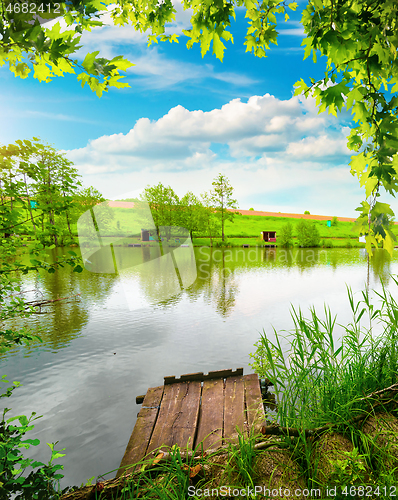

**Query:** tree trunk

left=23, top=173, right=37, bottom=236
left=45, top=161, right=58, bottom=246
left=65, top=211, right=73, bottom=239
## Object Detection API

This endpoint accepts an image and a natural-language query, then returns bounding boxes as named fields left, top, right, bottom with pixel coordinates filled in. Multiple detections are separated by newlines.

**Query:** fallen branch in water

left=25, top=293, right=81, bottom=310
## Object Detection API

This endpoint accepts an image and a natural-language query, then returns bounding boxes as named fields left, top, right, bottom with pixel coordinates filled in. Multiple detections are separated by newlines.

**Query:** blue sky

left=1, top=0, right=396, bottom=217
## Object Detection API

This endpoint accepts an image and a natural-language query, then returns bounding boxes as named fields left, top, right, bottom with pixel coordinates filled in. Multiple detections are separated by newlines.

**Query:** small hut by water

left=260, top=231, right=276, bottom=243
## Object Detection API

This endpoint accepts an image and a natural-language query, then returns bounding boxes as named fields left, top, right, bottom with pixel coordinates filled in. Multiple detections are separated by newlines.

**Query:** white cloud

left=286, top=134, right=351, bottom=158
left=60, top=91, right=368, bottom=216
left=65, top=92, right=351, bottom=173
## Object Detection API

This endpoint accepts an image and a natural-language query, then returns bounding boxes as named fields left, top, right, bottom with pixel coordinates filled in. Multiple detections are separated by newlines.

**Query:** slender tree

left=210, top=174, right=238, bottom=242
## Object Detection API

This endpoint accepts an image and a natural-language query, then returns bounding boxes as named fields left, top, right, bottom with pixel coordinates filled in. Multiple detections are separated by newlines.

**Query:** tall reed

left=250, top=277, right=398, bottom=431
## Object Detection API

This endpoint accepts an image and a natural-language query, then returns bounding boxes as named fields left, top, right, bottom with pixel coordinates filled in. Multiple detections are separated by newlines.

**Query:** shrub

left=323, top=239, right=333, bottom=248
left=304, top=210, right=310, bottom=214
left=249, top=208, right=254, bottom=211
left=331, top=216, right=338, bottom=226
left=278, top=221, right=294, bottom=247
left=215, top=238, right=229, bottom=247
left=346, top=239, right=352, bottom=248
left=296, top=219, right=320, bottom=247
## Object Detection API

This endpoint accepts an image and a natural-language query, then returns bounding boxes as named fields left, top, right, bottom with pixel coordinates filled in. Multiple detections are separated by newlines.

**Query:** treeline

left=0, top=138, right=105, bottom=246
left=126, top=174, right=239, bottom=246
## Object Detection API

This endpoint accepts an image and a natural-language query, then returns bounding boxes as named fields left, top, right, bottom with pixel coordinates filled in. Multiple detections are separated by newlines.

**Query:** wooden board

left=164, top=368, right=243, bottom=384
left=244, top=373, right=265, bottom=435
left=147, top=381, right=201, bottom=454
left=195, top=378, right=224, bottom=451
left=117, top=385, right=163, bottom=477
left=223, top=376, right=245, bottom=444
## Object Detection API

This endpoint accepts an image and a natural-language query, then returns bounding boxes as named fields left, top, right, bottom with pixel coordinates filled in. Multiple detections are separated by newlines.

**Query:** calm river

left=2, top=246, right=398, bottom=489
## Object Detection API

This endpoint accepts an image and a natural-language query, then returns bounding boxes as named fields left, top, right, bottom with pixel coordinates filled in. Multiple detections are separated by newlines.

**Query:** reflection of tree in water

left=131, top=246, right=186, bottom=309
left=188, top=248, right=239, bottom=318
left=214, top=254, right=238, bottom=318
left=5, top=248, right=119, bottom=352
left=369, top=249, right=391, bottom=287
left=273, top=248, right=294, bottom=269
left=294, top=248, right=326, bottom=272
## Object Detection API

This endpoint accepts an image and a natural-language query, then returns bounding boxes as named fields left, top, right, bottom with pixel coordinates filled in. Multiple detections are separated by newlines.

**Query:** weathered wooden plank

left=244, top=373, right=265, bottom=435
left=164, top=372, right=204, bottom=384
left=207, top=368, right=243, bottom=380
left=195, top=378, right=224, bottom=451
left=164, top=368, right=243, bottom=385
left=171, top=381, right=202, bottom=450
left=147, top=381, right=201, bottom=454
left=223, top=376, right=245, bottom=444
left=117, top=385, right=164, bottom=477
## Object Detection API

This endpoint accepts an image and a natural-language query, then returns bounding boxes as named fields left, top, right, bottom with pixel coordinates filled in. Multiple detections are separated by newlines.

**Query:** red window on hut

left=261, top=231, right=277, bottom=242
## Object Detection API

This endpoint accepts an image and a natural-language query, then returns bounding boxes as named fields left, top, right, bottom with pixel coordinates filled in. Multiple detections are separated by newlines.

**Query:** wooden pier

left=117, top=368, right=265, bottom=477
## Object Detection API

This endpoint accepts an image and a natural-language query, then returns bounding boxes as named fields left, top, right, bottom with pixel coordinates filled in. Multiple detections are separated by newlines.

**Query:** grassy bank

left=192, top=236, right=366, bottom=248
left=192, top=213, right=398, bottom=247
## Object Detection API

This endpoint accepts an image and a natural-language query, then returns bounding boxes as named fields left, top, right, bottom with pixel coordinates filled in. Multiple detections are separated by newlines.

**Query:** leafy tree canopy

left=2, top=0, right=398, bottom=254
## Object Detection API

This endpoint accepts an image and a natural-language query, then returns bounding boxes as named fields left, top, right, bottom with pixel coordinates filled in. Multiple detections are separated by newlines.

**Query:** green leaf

left=293, top=78, right=309, bottom=96
left=22, top=438, right=40, bottom=446
left=346, top=87, right=363, bottom=110
left=212, top=31, right=226, bottom=61
left=81, top=51, right=100, bottom=73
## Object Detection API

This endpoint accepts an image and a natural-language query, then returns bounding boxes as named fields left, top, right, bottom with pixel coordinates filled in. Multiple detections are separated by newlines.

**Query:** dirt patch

left=228, top=209, right=357, bottom=222
left=358, top=411, right=398, bottom=477
left=253, top=447, right=307, bottom=499
left=310, top=430, right=371, bottom=494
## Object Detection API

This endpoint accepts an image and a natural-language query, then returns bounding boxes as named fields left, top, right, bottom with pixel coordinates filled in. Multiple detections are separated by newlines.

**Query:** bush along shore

left=58, top=276, right=398, bottom=500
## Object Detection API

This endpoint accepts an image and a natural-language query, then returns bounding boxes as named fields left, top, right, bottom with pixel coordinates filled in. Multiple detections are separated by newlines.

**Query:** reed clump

left=249, top=274, right=398, bottom=494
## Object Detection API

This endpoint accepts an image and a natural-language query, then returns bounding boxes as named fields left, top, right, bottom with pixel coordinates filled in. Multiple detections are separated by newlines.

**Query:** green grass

left=224, top=214, right=360, bottom=238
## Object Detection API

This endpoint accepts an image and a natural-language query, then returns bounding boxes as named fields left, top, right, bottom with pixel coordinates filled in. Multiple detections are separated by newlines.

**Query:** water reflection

left=2, top=247, right=396, bottom=355
left=2, top=247, right=119, bottom=355
left=2, top=246, right=398, bottom=490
